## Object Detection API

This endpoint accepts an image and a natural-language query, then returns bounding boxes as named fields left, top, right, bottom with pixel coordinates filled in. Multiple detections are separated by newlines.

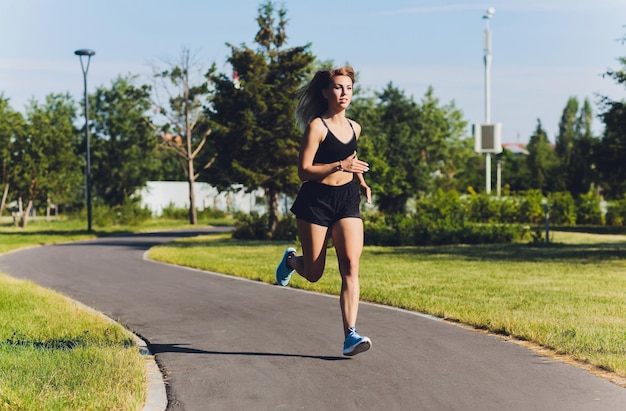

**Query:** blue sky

left=1, top=0, right=624, bottom=143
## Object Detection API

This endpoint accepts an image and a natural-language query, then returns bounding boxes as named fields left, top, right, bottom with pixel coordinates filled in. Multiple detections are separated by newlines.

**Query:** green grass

left=148, top=230, right=626, bottom=381
left=0, top=273, right=145, bottom=410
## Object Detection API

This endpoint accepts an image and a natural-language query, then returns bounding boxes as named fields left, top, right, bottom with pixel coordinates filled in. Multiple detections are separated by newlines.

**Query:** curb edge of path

left=73, top=300, right=168, bottom=411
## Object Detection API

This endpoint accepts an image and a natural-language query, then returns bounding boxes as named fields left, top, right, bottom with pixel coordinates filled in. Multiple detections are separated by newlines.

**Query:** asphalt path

left=1, top=228, right=625, bottom=411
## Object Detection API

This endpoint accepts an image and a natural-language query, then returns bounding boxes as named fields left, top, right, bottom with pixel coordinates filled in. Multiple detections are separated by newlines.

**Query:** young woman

left=275, top=66, right=372, bottom=356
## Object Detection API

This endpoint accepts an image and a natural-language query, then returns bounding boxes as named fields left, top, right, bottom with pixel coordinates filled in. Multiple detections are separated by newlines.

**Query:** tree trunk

left=267, top=189, right=279, bottom=238
left=19, top=199, right=33, bottom=228
left=187, top=157, right=197, bottom=225
left=0, top=183, right=8, bottom=218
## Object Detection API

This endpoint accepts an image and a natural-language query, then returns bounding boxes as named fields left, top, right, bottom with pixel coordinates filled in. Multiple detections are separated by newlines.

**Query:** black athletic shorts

left=290, top=180, right=361, bottom=227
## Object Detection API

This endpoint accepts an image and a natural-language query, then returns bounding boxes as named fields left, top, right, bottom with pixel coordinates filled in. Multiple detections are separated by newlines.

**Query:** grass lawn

left=148, top=229, right=626, bottom=385
left=0, top=273, right=145, bottom=410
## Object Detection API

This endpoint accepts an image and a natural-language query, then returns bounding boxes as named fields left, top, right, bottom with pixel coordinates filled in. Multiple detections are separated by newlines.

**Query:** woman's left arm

left=351, top=120, right=372, bottom=204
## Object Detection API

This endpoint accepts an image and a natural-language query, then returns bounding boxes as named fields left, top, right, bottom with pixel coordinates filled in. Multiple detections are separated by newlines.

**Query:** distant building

left=502, top=142, right=529, bottom=155
left=138, top=181, right=266, bottom=216
left=138, top=181, right=292, bottom=217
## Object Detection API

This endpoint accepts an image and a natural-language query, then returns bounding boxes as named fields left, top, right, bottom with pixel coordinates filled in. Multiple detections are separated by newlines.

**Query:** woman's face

left=323, top=75, right=353, bottom=110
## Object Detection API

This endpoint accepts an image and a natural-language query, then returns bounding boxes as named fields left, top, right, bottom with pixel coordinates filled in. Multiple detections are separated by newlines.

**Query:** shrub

left=466, top=192, right=499, bottom=223
left=494, top=196, right=521, bottom=224
left=201, top=207, right=228, bottom=220
left=576, top=190, right=604, bottom=225
left=548, top=192, right=576, bottom=226
left=519, top=189, right=545, bottom=224
left=232, top=213, right=297, bottom=241
left=232, top=212, right=269, bottom=240
left=363, top=212, right=528, bottom=246
left=605, top=196, right=626, bottom=227
left=90, top=199, right=152, bottom=227
left=160, top=203, right=189, bottom=220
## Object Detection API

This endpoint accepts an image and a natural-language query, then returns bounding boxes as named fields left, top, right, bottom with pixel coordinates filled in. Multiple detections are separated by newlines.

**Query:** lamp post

left=74, top=49, right=95, bottom=232
left=483, top=7, right=495, bottom=194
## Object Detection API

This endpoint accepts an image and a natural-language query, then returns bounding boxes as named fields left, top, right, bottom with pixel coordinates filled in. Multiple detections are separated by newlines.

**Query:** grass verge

left=0, top=273, right=145, bottom=410
left=148, top=230, right=626, bottom=383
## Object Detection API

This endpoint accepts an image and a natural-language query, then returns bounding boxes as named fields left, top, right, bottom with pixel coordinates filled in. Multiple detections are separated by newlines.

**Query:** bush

left=466, top=192, right=499, bottom=223
left=160, top=203, right=189, bottom=220
left=548, top=192, right=576, bottom=226
left=201, top=207, right=228, bottom=220
left=89, top=199, right=152, bottom=227
left=605, top=196, right=626, bottom=227
left=519, top=189, right=545, bottom=224
left=576, top=190, right=604, bottom=225
left=232, top=213, right=297, bottom=241
left=363, top=212, right=528, bottom=246
left=272, top=215, right=298, bottom=241
left=232, top=212, right=269, bottom=240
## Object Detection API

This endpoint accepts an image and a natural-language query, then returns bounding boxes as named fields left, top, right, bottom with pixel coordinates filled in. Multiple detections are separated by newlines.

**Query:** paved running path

left=1, top=228, right=625, bottom=410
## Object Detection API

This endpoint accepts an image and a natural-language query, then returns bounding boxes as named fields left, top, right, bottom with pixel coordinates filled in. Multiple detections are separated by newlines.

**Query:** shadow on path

left=149, top=343, right=348, bottom=361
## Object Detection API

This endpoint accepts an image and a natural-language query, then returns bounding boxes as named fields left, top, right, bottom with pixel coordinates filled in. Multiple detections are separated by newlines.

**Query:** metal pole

left=483, top=8, right=494, bottom=195
left=496, top=159, right=502, bottom=197
left=543, top=203, right=550, bottom=244
left=75, top=49, right=95, bottom=232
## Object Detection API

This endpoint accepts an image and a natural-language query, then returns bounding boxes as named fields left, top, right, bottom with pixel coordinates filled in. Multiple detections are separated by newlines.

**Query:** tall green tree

left=498, top=147, right=531, bottom=193
left=598, top=99, right=626, bottom=198
left=0, top=96, right=26, bottom=216
left=554, top=97, right=578, bottom=192
left=12, top=94, right=81, bottom=226
left=569, top=98, right=598, bottom=196
left=90, top=75, right=159, bottom=207
left=206, top=0, right=314, bottom=235
left=352, top=84, right=468, bottom=214
left=554, top=97, right=598, bottom=196
left=526, top=119, right=559, bottom=193
left=597, top=33, right=626, bottom=198
left=152, top=48, right=214, bottom=224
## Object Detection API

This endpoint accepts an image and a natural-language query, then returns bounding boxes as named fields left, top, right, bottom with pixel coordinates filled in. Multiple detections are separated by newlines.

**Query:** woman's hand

left=342, top=151, right=369, bottom=174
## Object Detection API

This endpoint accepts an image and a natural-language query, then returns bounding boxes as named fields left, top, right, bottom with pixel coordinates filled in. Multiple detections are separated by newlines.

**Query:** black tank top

left=313, top=117, right=358, bottom=164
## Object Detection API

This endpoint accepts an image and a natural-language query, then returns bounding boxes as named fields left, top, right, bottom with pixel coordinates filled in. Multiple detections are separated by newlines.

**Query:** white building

left=138, top=181, right=267, bottom=216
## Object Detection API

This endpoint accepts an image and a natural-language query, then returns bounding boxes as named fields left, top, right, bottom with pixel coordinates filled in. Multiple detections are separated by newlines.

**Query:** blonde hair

left=295, top=66, right=355, bottom=131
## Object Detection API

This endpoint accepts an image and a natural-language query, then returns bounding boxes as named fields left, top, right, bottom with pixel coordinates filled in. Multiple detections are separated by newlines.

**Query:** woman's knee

left=338, top=257, right=360, bottom=277
left=303, top=260, right=325, bottom=283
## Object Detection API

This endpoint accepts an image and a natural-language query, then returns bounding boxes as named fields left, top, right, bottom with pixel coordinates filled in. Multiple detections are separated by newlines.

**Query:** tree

left=152, top=48, right=214, bottom=224
left=597, top=99, right=626, bottom=198
left=90, top=75, right=160, bottom=207
left=568, top=98, right=599, bottom=196
left=206, top=1, right=314, bottom=235
left=554, top=97, right=579, bottom=192
left=554, top=97, right=599, bottom=196
left=498, top=147, right=531, bottom=193
left=352, top=84, right=468, bottom=214
left=526, top=119, right=559, bottom=193
left=597, top=33, right=626, bottom=198
left=11, top=94, right=82, bottom=227
left=0, top=96, right=25, bottom=216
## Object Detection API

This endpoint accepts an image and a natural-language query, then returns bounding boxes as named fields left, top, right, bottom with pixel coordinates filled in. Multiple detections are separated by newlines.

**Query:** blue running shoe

left=275, top=247, right=296, bottom=286
left=343, top=328, right=371, bottom=356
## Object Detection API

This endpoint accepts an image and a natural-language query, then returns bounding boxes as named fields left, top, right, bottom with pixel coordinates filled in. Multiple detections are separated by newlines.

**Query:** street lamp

left=483, top=7, right=494, bottom=194
left=473, top=8, right=502, bottom=195
left=74, top=48, right=95, bottom=232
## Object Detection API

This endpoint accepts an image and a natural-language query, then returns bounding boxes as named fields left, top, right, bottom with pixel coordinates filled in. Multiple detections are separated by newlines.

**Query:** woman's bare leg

left=331, top=217, right=364, bottom=336
left=288, top=219, right=329, bottom=283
